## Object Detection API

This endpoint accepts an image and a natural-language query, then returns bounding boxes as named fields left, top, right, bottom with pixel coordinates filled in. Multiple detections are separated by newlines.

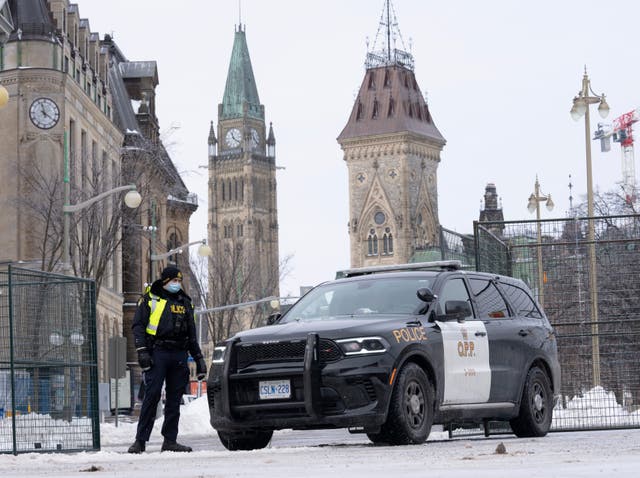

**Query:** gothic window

left=356, top=101, right=364, bottom=121
left=368, top=71, right=376, bottom=89
left=383, top=227, right=394, bottom=255
left=240, top=178, right=244, bottom=202
left=383, top=69, right=391, bottom=88
left=367, top=229, right=379, bottom=256
left=227, top=179, right=232, bottom=201
left=167, top=232, right=180, bottom=264
left=388, top=97, right=395, bottom=117
left=237, top=223, right=243, bottom=237
left=372, top=99, right=379, bottom=119
left=374, top=211, right=386, bottom=225
left=234, top=178, right=238, bottom=201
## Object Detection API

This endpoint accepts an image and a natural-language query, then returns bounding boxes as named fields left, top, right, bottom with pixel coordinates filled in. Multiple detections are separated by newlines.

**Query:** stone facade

left=0, top=0, right=196, bottom=384
left=207, top=26, right=279, bottom=334
left=338, top=61, right=446, bottom=268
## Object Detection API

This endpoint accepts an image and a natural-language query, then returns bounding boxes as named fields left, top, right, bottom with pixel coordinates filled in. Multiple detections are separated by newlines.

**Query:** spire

left=267, top=122, right=276, bottom=157
left=267, top=122, right=275, bottom=146
left=6, top=0, right=55, bottom=42
left=208, top=121, right=217, bottom=145
left=220, top=25, right=264, bottom=121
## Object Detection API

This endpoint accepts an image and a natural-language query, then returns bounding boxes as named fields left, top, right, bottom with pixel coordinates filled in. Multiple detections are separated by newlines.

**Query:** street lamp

left=527, top=177, right=554, bottom=308
left=150, top=239, right=212, bottom=261
left=570, top=68, right=608, bottom=387
left=62, top=184, right=142, bottom=273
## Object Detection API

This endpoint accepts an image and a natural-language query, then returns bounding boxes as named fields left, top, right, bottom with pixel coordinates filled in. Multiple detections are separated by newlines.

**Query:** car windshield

left=280, top=276, right=433, bottom=322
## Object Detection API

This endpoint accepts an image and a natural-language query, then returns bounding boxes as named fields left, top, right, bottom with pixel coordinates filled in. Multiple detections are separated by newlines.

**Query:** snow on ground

left=1, top=388, right=639, bottom=477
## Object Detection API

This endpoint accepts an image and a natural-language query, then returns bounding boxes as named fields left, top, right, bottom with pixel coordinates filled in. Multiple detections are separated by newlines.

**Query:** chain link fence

left=474, top=214, right=640, bottom=431
left=0, top=265, right=99, bottom=454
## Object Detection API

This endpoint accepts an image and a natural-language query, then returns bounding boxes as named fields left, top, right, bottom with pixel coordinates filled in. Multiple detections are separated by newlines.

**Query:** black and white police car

left=207, top=261, right=560, bottom=450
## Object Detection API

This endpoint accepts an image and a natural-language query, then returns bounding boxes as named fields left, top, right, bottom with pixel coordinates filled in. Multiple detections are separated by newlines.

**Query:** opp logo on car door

left=437, top=320, right=491, bottom=405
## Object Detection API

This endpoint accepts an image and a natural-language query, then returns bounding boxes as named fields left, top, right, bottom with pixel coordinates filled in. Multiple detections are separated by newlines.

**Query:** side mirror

left=266, top=313, right=281, bottom=325
left=417, top=287, right=436, bottom=303
left=444, top=300, right=472, bottom=320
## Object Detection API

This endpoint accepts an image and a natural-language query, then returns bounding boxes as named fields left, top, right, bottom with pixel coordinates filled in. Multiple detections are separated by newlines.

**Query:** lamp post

left=570, top=68, right=609, bottom=387
left=62, top=184, right=142, bottom=273
left=527, top=177, right=554, bottom=308
left=150, top=239, right=212, bottom=262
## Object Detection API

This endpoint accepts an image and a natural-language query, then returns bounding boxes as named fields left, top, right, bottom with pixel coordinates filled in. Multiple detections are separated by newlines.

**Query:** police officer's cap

left=161, top=266, right=183, bottom=284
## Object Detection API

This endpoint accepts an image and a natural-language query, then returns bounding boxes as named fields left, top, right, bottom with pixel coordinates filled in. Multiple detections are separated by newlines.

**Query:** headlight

left=336, top=336, right=389, bottom=356
left=212, top=345, right=227, bottom=364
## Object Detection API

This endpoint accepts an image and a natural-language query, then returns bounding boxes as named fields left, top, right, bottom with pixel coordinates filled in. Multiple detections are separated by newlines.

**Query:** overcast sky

left=78, top=0, right=640, bottom=296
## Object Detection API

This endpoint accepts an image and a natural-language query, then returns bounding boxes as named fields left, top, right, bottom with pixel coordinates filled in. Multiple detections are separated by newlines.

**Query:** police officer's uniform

left=128, top=266, right=206, bottom=453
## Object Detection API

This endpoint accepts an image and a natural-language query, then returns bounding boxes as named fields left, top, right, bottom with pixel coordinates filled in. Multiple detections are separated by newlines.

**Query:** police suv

left=207, top=261, right=560, bottom=450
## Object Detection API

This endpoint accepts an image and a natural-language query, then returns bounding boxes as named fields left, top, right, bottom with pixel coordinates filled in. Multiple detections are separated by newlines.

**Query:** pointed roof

left=338, top=66, right=445, bottom=144
left=208, top=121, right=217, bottom=145
left=6, top=0, right=55, bottom=42
left=338, top=1, right=445, bottom=145
left=220, top=25, right=263, bottom=121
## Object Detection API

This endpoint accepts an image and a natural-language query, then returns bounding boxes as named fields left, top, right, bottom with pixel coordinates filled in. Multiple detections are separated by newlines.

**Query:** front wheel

left=510, top=366, right=553, bottom=437
left=217, top=430, right=273, bottom=451
left=371, top=363, right=434, bottom=445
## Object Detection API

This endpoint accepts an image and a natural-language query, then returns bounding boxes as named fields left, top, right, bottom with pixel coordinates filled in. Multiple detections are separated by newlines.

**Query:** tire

left=371, top=363, right=434, bottom=445
left=510, top=366, right=553, bottom=437
left=217, top=430, right=273, bottom=451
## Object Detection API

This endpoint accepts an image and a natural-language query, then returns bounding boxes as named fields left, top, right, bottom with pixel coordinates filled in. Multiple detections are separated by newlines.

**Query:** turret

left=267, top=122, right=276, bottom=158
left=208, top=120, right=217, bottom=157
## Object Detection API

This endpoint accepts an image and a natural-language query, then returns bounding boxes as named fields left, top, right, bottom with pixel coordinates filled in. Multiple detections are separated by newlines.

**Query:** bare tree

left=192, top=239, right=292, bottom=347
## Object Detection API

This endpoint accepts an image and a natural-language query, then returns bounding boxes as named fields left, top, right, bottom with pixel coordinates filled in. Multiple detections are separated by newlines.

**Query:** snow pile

left=553, top=386, right=640, bottom=429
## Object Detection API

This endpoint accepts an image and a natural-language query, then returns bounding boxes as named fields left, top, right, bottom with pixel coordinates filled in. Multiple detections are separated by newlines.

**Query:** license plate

left=259, top=379, right=291, bottom=400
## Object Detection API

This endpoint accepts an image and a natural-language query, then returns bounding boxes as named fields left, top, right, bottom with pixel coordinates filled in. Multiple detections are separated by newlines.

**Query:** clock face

left=250, top=128, right=260, bottom=149
left=225, top=128, right=241, bottom=148
left=29, top=98, right=60, bottom=129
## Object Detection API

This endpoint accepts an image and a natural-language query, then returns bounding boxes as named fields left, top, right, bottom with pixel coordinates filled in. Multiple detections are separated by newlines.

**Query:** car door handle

left=518, top=330, right=529, bottom=337
left=475, top=331, right=486, bottom=337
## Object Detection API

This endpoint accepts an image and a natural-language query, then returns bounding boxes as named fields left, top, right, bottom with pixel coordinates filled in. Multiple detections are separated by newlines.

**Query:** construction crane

left=594, top=108, right=639, bottom=203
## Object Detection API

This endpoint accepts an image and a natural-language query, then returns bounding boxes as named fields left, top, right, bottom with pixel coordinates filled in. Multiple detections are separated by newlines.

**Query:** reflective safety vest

left=145, top=293, right=167, bottom=336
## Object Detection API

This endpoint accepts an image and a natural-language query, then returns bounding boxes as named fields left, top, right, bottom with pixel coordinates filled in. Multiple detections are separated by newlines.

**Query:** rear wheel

left=217, top=430, right=273, bottom=451
left=510, top=366, right=553, bottom=437
left=370, top=363, right=433, bottom=445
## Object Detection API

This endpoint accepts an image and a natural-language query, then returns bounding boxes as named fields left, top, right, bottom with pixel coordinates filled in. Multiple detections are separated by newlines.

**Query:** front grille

left=235, top=339, right=343, bottom=369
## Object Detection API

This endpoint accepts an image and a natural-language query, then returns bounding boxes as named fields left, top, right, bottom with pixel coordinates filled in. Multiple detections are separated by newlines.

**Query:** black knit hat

left=161, top=266, right=183, bottom=284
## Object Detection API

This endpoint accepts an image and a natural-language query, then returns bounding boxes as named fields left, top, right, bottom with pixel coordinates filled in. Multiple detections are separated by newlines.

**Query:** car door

left=468, top=276, right=524, bottom=403
left=435, top=277, right=491, bottom=405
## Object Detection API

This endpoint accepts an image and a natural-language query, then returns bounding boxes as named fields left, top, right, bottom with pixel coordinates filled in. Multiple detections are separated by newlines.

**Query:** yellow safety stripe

left=145, top=293, right=167, bottom=335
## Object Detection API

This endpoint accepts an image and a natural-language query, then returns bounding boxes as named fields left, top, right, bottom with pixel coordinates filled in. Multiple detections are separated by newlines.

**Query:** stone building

left=0, top=0, right=196, bottom=384
left=207, top=25, right=279, bottom=335
left=479, top=182, right=505, bottom=237
left=337, top=2, right=446, bottom=267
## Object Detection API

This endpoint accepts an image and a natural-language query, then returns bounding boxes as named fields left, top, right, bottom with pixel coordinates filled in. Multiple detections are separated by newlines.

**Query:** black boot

left=161, top=439, right=192, bottom=452
left=127, top=439, right=146, bottom=454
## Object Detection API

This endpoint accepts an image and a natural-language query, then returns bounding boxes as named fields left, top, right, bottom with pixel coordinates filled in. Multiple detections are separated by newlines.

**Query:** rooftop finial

left=366, top=0, right=414, bottom=71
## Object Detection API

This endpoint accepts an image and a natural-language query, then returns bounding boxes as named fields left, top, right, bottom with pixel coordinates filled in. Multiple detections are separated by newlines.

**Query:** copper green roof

left=220, top=25, right=263, bottom=121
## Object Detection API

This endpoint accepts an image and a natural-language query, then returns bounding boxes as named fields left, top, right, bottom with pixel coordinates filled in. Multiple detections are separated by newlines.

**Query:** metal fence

left=0, top=265, right=99, bottom=454
left=474, top=214, right=640, bottom=431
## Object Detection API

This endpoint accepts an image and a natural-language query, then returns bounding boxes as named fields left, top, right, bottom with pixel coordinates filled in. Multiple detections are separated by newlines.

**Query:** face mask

left=165, top=282, right=182, bottom=294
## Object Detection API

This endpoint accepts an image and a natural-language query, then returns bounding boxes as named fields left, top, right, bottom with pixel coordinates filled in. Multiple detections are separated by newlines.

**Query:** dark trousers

left=135, top=348, right=190, bottom=443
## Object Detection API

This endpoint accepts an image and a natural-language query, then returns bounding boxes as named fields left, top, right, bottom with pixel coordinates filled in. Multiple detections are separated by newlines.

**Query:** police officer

left=128, top=266, right=207, bottom=454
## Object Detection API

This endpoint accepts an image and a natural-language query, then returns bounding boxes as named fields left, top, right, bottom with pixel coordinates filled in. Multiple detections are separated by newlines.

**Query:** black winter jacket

left=132, top=279, right=203, bottom=360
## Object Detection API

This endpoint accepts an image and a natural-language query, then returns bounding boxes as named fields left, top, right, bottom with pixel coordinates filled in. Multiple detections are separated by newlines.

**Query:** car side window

left=468, top=278, right=509, bottom=319
left=436, top=278, right=473, bottom=320
left=499, top=283, right=543, bottom=318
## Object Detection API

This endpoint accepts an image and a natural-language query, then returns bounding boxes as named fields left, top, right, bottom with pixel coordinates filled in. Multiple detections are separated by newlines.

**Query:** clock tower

left=208, top=24, right=279, bottom=331
left=337, top=1, right=446, bottom=267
